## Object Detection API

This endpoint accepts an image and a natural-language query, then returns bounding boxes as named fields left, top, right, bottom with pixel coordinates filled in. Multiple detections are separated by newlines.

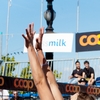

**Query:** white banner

left=23, top=33, right=74, bottom=52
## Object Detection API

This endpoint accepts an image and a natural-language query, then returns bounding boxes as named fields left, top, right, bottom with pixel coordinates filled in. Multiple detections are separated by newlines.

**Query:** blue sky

left=0, top=0, right=100, bottom=62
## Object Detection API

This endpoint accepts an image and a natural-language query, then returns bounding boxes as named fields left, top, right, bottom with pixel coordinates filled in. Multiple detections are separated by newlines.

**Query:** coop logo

left=87, top=86, right=100, bottom=96
left=65, top=84, right=100, bottom=96
left=0, top=77, right=4, bottom=86
left=65, top=84, right=80, bottom=93
left=14, top=79, right=34, bottom=91
left=79, top=34, right=100, bottom=46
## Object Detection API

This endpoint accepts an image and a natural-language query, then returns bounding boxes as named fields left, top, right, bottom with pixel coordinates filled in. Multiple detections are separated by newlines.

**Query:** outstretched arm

left=82, top=72, right=85, bottom=78
left=90, top=73, right=94, bottom=80
left=35, top=28, right=63, bottom=100
left=22, top=24, right=54, bottom=100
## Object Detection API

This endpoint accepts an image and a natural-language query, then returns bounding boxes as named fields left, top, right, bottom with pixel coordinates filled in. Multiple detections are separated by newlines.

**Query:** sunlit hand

left=22, top=23, right=35, bottom=48
left=35, top=27, right=44, bottom=51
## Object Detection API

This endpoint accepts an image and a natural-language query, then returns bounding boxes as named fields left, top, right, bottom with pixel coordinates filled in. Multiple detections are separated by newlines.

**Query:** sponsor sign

left=65, top=84, right=100, bottom=96
left=23, top=33, right=74, bottom=52
left=0, top=76, right=100, bottom=97
left=0, top=76, right=36, bottom=91
left=14, top=78, right=34, bottom=91
left=76, top=31, right=100, bottom=52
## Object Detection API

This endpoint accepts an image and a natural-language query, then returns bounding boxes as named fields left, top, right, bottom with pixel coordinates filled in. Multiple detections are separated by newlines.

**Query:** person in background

left=70, top=91, right=95, bottom=100
left=10, top=91, right=23, bottom=100
left=68, top=60, right=83, bottom=84
left=83, top=61, right=95, bottom=85
left=0, top=89, right=9, bottom=100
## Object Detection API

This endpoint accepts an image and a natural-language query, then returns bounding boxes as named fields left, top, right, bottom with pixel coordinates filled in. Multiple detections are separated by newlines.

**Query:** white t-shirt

left=0, top=89, right=9, bottom=100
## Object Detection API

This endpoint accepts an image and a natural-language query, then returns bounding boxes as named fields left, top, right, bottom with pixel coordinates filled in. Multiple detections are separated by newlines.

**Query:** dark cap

left=79, top=78, right=87, bottom=83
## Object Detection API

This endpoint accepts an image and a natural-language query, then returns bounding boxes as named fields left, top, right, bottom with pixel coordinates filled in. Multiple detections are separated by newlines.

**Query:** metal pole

left=44, top=0, right=56, bottom=71
left=77, top=0, right=80, bottom=33
left=5, top=0, right=11, bottom=61
left=40, top=0, right=44, bottom=27
left=0, top=33, right=2, bottom=60
left=4, top=0, right=11, bottom=76
left=76, top=0, right=80, bottom=60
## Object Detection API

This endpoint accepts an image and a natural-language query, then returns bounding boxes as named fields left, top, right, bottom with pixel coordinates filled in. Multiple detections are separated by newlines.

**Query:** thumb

left=36, top=38, right=39, bottom=43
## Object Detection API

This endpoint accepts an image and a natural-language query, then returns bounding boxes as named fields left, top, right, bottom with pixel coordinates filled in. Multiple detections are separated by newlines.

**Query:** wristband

left=36, top=49, right=42, bottom=52
left=41, top=62, right=48, bottom=67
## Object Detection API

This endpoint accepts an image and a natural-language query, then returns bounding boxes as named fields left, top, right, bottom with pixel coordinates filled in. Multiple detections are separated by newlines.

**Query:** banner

left=23, top=33, right=74, bottom=52
left=76, top=31, right=100, bottom=52
left=0, top=76, right=36, bottom=92
left=0, top=76, right=100, bottom=97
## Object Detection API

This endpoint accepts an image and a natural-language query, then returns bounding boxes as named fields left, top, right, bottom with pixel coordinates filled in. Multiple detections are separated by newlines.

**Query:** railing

left=0, top=61, right=31, bottom=78
left=0, top=57, right=100, bottom=82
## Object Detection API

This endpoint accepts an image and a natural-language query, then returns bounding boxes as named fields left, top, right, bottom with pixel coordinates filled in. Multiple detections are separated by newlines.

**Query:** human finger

left=26, top=29, right=30, bottom=40
left=36, top=38, right=39, bottom=43
left=22, top=34, right=28, bottom=41
left=39, top=27, right=44, bottom=42
left=29, top=23, right=34, bottom=36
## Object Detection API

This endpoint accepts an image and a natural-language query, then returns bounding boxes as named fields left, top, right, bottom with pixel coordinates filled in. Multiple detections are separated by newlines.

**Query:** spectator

left=68, top=60, right=83, bottom=84
left=77, top=91, right=95, bottom=100
left=83, top=61, right=95, bottom=85
left=70, top=91, right=95, bottom=100
left=10, top=91, right=23, bottom=100
left=0, top=89, right=9, bottom=100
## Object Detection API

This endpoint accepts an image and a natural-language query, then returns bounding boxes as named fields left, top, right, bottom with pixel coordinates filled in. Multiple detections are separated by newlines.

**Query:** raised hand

left=22, top=23, right=35, bottom=48
left=35, top=27, right=44, bottom=51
